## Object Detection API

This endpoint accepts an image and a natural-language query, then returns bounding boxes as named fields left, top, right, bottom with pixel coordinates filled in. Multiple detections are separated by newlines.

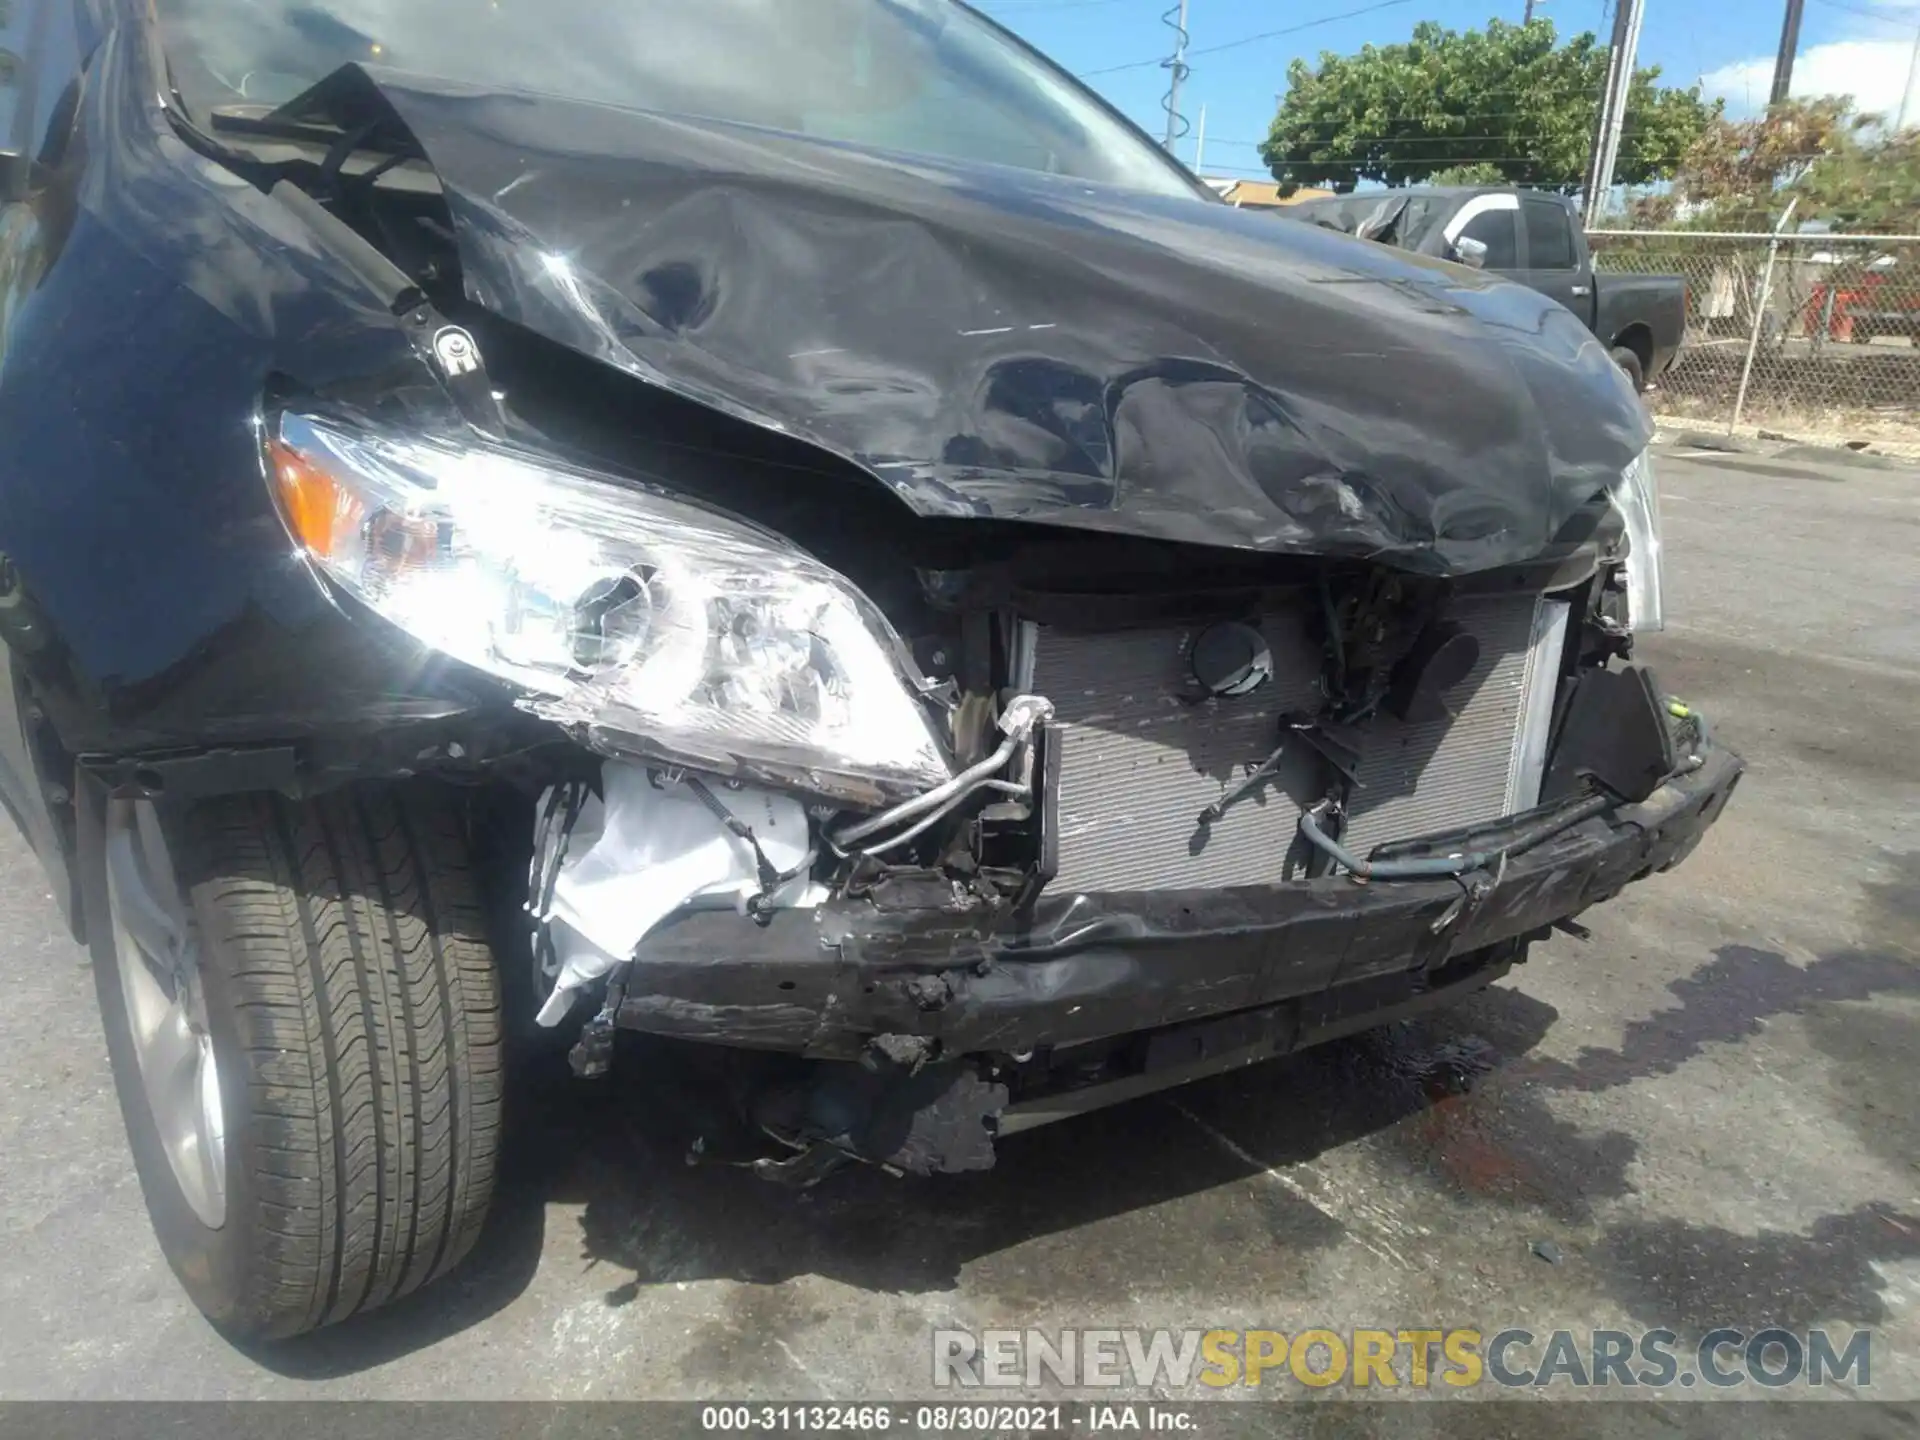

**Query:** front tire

left=1610, top=344, right=1647, bottom=393
left=91, top=784, right=504, bottom=1341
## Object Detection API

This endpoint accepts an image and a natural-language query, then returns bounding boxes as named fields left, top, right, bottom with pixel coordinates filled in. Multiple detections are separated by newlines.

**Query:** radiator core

left=1033, top=595, right=1562, bottom=893
left=1338, top=595, right=1564, bottom=856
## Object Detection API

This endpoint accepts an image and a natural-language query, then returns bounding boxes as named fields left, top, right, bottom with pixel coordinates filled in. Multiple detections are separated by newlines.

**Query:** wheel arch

left=1, top=647, right=82, bottom=941
left=1609, top=322, right=1655, bottom=370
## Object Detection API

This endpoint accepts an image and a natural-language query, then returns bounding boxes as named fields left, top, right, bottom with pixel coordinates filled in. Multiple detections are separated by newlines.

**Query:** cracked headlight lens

left=1612, top=448, right=1664, bottom=632
left=267, top=412, right=952, bottom=803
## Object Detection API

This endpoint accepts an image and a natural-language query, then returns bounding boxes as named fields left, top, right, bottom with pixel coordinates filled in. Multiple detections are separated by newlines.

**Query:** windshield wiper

left=209, top=108, right=417, bottom=158
left=206, top=108, right=425, bottom=200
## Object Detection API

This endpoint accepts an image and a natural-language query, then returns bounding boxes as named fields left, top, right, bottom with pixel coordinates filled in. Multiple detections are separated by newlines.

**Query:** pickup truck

left=1285, top=186, right=1685, bottom=390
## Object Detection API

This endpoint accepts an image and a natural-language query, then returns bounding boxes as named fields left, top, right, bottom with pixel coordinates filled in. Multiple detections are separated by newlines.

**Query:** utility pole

left=1523, top=0, right=1538, bottom=23
left=1193, top=104, right=1208, bottom=174
left=1161, top=0, right=1191, bottom=150
left=1769, top=0, right=1805, bottom=107
left=1898, top=21, right=1920, bottom=130
left=1582, top=0, right=1644, bottom=222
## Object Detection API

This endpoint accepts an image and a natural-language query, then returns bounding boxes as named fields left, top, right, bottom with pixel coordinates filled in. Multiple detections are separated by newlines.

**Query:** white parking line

left=1164, top=1098, right=1420, bottom=1271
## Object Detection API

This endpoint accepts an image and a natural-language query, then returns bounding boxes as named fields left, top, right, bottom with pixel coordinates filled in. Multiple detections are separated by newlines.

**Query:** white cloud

left=1701, top=38, right=1919, bottom=120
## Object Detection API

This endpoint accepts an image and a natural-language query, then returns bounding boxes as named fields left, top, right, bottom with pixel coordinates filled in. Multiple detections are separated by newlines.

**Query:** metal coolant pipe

left=1299, top=791, right=1613, bottom=880
left=831, top=695, right=1053, bottom=848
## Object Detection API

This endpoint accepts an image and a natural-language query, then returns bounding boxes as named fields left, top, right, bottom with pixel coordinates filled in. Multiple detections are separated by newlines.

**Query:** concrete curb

left=1652, top=424, right=1915, bottom=472
left=1771, top=443, right=1915, bottom=472
left=1653, top=427, right=1765, bottom=455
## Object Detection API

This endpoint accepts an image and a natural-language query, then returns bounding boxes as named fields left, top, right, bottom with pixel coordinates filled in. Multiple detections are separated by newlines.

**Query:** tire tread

left=175, top=784, right=503, bottom=1338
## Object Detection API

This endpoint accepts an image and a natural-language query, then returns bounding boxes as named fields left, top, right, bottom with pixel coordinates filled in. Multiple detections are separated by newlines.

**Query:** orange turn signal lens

left=266, top=437, right=360, bottom=557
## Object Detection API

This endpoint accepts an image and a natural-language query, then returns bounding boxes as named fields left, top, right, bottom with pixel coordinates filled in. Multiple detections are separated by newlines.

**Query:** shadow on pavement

left=245, top=979, right=1564, bottom=1379
left=1597, top=1202, right=1920, bottom=1335
left=571, top=984, right=1565, bottom=1306
left=1576, top=853, right=1920, bottom=1333
left=246, top=854, right=1920, bottom=1380
left=1514, top=852, right=1919, bottom=1100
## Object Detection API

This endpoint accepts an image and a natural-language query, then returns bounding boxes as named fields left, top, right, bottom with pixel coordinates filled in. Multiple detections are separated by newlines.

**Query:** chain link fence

left=1588, top=230, right=1920, bottom=456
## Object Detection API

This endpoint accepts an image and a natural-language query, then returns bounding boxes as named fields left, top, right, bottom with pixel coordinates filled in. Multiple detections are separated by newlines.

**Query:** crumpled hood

left=354, top=67, right=1650, bottom=575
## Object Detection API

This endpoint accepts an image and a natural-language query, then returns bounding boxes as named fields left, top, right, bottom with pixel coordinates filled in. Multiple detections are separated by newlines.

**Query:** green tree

left=1425, top=162, right=1508, bottom=186
left=1628, top=97, right=1920, bottom=231
left=1261, top=19, right=1716, bottom=193
left=1794, top=122, right=1920, bottom=233
left=1643, top=97, right=1853, bottom=228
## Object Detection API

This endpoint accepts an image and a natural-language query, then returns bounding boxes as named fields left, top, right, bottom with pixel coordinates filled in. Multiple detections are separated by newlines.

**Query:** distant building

left=1203, top=178, right=1334, bottom=210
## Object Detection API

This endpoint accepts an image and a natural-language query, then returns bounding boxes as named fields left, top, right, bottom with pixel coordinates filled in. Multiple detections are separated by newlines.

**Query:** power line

left=1148, top=91, right=1688, bottom=130
left=1247, top=118, right=1697, bottom=136
left=1242, top=138, right=1845, bottom=154
left=1078, top=0, right=1415, bottom=76
left=1808, top=0, right=1915, bottom=23
left=1260, top=82, right=1672, bottom=98
left=978, top=0, right=1140, bottom=13
left=1187, top=0, right=1418, bottom=59
left=1812, top=0, right=1920, bottom=125
left=1225, top=150, right=1830, bottom=160
left=1147, top=80, right=1701, bottom=107
left=1176, top=131, right=1813, bottom=156
left=1260, top=123, right=1707, bottom=137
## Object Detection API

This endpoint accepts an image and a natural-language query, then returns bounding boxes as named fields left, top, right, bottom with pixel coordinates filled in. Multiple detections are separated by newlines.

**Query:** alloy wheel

left=104, top=798, right=226, bottom=1228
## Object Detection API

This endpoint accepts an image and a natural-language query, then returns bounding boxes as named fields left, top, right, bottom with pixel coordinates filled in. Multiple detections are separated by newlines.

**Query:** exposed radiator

left=1033, top=595, right=1566, bottom=893
left=1339, top=595, right=1566, bottom=855
left=1034, top=611, right=1324, bottom=893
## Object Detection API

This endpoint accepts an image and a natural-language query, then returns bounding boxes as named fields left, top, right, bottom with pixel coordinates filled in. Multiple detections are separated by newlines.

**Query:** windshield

left=154, top=0, right=1201, bottom=198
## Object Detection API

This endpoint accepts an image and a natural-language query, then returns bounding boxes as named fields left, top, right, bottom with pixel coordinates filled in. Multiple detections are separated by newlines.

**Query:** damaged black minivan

left=0, top=0, right=1740, bottom=1340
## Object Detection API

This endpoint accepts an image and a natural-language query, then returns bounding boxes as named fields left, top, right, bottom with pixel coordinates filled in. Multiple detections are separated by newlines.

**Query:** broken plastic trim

left=529, top=761, right=822, bottom=1027
left=528, top=778, right=591, bottom=998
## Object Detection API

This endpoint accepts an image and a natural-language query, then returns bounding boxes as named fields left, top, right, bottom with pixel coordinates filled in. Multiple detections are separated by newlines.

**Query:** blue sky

left=971, top=0, right=1920, bottom=182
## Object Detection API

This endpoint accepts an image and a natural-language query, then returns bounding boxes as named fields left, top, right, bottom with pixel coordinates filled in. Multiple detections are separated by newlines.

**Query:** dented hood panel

left=365, top=68, right=1650, bottom=574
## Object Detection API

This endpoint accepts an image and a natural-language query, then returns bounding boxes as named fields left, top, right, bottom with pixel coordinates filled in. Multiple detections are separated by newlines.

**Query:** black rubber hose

left=1298, top=790, right=1614, bottom=881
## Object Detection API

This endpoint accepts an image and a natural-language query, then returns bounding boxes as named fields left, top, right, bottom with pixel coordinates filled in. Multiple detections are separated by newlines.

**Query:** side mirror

left=1452, top=236, right=1489, bottom=269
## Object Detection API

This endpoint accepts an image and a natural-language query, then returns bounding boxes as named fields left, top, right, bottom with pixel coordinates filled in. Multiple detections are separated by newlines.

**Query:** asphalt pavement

left=1, top=444, right=1916, bottom=1415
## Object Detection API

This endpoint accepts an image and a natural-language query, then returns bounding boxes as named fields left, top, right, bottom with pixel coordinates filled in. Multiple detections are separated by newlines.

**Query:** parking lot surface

left=1, top=444, right=1916, bottom=1415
